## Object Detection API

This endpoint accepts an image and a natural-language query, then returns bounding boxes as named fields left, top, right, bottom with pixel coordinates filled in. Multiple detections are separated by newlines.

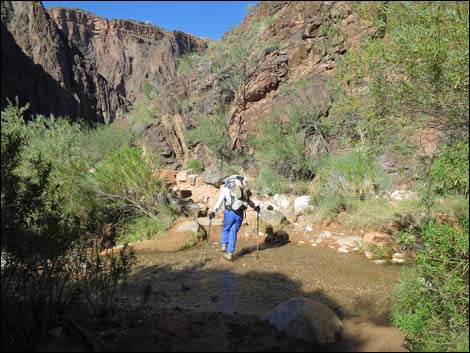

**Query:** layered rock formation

left=1, top=1, right=123, bottom=123
left=145, top=1, right=371, bottom=166
left=48, top=7, right=208, bottom=104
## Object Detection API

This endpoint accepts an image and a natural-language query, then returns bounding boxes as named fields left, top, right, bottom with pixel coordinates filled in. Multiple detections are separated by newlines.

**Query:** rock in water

left=259, top=209, right=289, bottom=229
left=262, top=296, right=342, bottom=345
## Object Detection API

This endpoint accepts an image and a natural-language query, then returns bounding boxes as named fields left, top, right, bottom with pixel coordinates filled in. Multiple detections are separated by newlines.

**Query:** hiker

left=209, top=175, right=260, bottom=261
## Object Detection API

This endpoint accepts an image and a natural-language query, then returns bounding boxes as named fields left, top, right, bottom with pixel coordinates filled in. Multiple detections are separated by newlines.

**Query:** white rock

left=392, top=253, right=405, bottom=259
left=364, top=251, right=374, bottom=259
left=337, top=247, right=349, bottom=253
left=273, top=194, right=290, bottom=209
left=305, top=226, right=313, bottom=232
left=294, top=195, right=313, bottom=214
left=298, top=241, right=305, bottom=245
left=392, top=258, right=406, bottom=264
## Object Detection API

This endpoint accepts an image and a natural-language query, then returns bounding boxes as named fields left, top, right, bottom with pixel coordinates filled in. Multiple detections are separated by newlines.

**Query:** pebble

left=337, top=247, right=349, bottom=253
left=298, top=241, right=305, bottom=245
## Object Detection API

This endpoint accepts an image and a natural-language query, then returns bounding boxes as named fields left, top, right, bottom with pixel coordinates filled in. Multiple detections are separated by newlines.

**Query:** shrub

left=92, top=146, right=173, bottom=221
left=1, top=103, right=96, bottom=216
left=252, top=167, right=285, bottom=196
left=392, top=217, right=469, bottom=351
left=251, top=112, right=316, bottom=181
left=176, top=51, right=209, bottom=76
left=337, top=197, right=423, bottom=229
left=312, top=149, right=390, bottom=219
left=1, top=130, right=137, bottom=351
left=186, top=159, right=203, bottom=174
left=429, top=141, right=469, bottom=197
left=117, top=214, right=173, bottom=244
left=186, top=111, right=236, bottom=163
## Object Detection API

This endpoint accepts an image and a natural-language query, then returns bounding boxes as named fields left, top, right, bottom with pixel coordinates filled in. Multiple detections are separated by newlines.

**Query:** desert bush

left=392, top=217, right=469, bottom=352
left=92, top=146, right=176, bottom=224
left=311, top=149, right=390, bottom=219
left=332, top=2, right=469, bottom=155
left=117, top=213, right=174, bottom=244
left=338, top=197, right=424, bottom=229
left=428, top=141, right=469, bottom=197
left=186, top=111, right=237, bottom=164
left=186, top=159, right=203, bottom=174
left=1, top=130, right=137, bottom=351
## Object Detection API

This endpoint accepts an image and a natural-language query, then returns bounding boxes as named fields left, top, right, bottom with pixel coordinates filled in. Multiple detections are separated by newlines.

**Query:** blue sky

left=43, top=1, right=258, bottom=40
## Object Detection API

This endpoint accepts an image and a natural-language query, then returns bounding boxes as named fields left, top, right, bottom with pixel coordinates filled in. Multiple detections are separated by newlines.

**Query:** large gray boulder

left=262, top=296, right=342, bottom=345
left=202, top=168, right=227, bottom=187
left=259, top=209, right=289, bottom=229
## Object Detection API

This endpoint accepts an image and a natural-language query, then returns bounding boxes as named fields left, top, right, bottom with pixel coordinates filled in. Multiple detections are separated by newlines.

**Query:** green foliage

left=140, top=80, right=158, bottom=99
left=332, top=1, right=469, bottom=155
left=1, top=103, right=95, bottom=215
left=312, top=149, right=390, bottom=219
left=252, top=112, right=315, bottom=180
left=81, top=123, right=133, bottom=166
left=176, top=51, right=209, bottom=76
left=392, top=217, right=469, bottom=352
left=396, top=226, right=417, bottom=251
left=186, top=159, right=203, bottom=174
left=92, top=146, right=175, bottom=225
left=179, top=232, right=199, bottom=250
left=127, top=100, right=157, bottom=136
left=429, top=141, right=469, bottom=196
left=186, top=111, right=236, bottom=163
left=117, top=214, right=173, bottom=244
left=338, top=197, right=424, bottom=229
left=1, top=129, right=137, bottom=351
left=252, top=167, right=285, bottom=196
left=368, top=243, right=393, bottom=260
left=250, top=79, right=332, bottom=182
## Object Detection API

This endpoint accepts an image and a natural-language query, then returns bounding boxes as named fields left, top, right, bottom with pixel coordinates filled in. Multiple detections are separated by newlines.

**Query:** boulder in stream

left=262, top=296, right=343, bottom=345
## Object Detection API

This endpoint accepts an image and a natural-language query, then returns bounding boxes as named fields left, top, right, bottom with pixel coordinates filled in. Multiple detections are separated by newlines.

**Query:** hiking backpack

left=224, top=175, right=249, bottom=212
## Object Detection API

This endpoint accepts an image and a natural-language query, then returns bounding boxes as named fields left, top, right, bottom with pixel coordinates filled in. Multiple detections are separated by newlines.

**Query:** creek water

left=125, top=230, right=405, bottom=320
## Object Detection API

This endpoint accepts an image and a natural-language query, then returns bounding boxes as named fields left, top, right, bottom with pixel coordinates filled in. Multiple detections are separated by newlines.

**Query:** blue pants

left=221, top=209, right=243, bottom=254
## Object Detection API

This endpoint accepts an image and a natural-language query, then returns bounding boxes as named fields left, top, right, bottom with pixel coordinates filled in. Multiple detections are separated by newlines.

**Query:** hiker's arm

left=213, top=187, right=227, bottom=213
left=248, top=198, right=260, bottom=212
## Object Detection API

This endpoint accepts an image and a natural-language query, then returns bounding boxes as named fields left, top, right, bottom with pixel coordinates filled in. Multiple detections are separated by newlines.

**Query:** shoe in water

left=223, top=252, right=233, bottom=261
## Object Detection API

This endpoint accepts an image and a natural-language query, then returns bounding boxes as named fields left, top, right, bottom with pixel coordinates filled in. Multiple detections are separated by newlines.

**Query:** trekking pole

left=256, top=210, right=259, bottom=260
left=202, top=218, right=212, bottom=264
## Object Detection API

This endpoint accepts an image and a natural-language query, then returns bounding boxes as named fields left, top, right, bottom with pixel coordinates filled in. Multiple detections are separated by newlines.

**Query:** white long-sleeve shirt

left=213, top=186, right=232, bottom=213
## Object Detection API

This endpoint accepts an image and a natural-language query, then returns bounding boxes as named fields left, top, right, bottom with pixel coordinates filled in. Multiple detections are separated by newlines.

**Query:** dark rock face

left=47, top=7, right=209, bottom=104
left=1, top=1, right=124, bottom=123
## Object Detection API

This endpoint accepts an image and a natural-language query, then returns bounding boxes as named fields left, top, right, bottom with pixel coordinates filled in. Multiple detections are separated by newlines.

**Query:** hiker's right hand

left=209, top=212, right=215, bottom=219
